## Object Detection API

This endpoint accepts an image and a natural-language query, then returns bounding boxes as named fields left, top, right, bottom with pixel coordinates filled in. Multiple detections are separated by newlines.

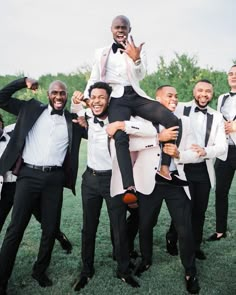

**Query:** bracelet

left=134, top=58, right=141, bottom=66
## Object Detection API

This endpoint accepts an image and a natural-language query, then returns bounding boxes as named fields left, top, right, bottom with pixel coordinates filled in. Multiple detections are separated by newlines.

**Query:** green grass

left=1, top=140, right=236, bottom=294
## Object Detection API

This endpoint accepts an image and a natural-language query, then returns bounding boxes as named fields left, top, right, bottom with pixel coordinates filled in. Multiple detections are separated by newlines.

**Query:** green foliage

left=0, top=53, right=234, bottom=125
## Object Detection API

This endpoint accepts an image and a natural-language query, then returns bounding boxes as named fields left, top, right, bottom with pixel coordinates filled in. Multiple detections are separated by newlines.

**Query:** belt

left=24, top=163, right=62, bottom=172
left=87, top=166, right=112, bottom=176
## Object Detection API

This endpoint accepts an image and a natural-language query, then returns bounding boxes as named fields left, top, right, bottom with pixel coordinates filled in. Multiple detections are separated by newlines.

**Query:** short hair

left=48, top=80, right=67, bottom=93
left=88, top=82, right=112, bottom=98
left=195, top=79, right=213, bottom=86
left=112, top=15, right=131, bottom=28
left=156, top=84, right=172, bottom=93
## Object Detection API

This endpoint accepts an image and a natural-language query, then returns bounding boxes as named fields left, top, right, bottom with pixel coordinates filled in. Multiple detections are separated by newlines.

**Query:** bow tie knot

left=230, top=92, right=236, bottom=97
left=195, top=107, right=207, bottom=115
left=112, top=42, right=125, bottom=54
left=94, top=116, right=104, bottom=127
left=51, top=109, right=64, bottom=116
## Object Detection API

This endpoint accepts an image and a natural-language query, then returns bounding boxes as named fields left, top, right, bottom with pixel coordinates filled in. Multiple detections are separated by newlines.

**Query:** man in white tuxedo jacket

left=83, top=15, right=180, bottom=205
left=167, top=79, right=227, bottom=260
left=208, top=65, right=236, bottom=241
left=109, top=85, right=201, bottom=294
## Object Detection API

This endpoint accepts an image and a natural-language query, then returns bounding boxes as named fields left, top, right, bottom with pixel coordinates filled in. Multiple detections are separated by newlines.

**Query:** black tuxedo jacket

left=0, top=78, right=86, bottom=195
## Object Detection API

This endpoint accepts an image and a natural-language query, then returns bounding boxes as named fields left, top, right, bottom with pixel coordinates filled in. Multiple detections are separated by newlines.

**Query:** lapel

left=64, top=110, right=72, bottom=153
left=205, top=112, right=213, bottom=147
left=183, top=106, right=191, bottom=117
left=220, top=94, right=230, bottom=121
left=101, top=47, right=112, bottom=81
left=176, top=119, right=182, bottom=147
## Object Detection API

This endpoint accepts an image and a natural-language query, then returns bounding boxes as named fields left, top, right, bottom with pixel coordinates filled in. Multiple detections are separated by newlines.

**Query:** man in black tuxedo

left=0, top=77, right=85, bottom=295
left=0, top=117, right=72, bottom=254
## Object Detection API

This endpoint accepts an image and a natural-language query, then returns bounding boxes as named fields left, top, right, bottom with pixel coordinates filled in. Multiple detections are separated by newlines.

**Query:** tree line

left=0, top=53, right=234, bottom=126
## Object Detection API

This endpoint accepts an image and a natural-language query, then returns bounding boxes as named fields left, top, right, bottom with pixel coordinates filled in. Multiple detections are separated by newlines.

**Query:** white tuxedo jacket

left=217, top=92, right=236, bottom=149
left=84, top=44, right=151, bottom=100
left=110, top=116, right=199, bottom=199
left=175, top=101, right=228, bottom=188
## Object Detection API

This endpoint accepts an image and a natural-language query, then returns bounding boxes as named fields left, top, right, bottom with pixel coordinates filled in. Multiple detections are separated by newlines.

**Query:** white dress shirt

left=22, top=106, right=69, bottom=166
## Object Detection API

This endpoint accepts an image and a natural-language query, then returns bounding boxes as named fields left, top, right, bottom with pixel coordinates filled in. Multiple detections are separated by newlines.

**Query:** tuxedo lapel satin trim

left=101, top=47, right=112, bottom=81
left=183, top=106, right=191, bottom=117
left=176, top=118, right=182, bottom=147
left=64, top=111, right=73, bottom=153
left=205, top=113, right=213, bottom=147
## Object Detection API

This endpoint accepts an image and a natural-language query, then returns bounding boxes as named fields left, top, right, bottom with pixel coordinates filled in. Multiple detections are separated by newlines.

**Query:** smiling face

left=156, top=86, right=178, bottom=112
left=111, top=15, right=131, bottom=44
left=89, top=88, right=109, bottom=119
left=228, top=65, right=236, bottom=91
left=47, top=81, right=68, bottom=110
left=193, top=81, right=213, bottom=108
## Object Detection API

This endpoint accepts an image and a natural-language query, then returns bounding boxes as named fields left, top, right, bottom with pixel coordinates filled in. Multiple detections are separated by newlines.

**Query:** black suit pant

left=139, top=184, right=196, bottom=276
left=0, top=166, right=64, bottom=287
left=215, top=146, right=236, bottom=233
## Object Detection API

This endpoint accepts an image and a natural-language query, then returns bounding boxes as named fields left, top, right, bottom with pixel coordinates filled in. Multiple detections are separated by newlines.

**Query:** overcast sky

left=0, top=0, right=235, bottom=78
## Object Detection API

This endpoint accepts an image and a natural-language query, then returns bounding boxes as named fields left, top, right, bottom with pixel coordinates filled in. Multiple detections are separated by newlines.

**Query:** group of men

left=0, top=14, right=235, bottom=295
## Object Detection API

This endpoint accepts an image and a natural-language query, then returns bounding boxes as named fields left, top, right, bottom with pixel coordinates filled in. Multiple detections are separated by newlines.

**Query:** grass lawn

left=1, top=140, right=236, bottom=294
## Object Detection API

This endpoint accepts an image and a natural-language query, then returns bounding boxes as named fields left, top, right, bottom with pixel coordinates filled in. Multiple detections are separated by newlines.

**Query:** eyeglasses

left=50, top=90, right=67, bottom=96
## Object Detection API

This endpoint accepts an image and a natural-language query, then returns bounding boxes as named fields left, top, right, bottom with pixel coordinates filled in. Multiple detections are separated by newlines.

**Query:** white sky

left=0, top=0, right=235, bottom=78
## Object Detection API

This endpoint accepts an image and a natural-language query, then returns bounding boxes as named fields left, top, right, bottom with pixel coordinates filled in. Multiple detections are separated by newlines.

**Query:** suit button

left=155, top=167, right=157, bottom=170
left=157, top=154, right=160, bottom=156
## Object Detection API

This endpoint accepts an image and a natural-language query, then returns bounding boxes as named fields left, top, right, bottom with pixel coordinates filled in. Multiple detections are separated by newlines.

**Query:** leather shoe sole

left=207, top=232, right=226, bottom=241
left=117, top=273, right=140, bottom=288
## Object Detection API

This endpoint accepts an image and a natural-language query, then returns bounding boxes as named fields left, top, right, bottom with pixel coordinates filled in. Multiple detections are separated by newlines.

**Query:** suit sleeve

left=0, top=78, right=27, bottom=116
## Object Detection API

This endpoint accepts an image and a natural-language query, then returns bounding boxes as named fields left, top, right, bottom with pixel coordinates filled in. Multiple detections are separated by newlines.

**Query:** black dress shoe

left=117, top=273, right=140, bottom=288
left=166, top=238, right=178, bottom=256
left=0, top=286, right=7, bottom=295
left=207, top=232, right=226, bottom=241
left=32, top=272, right=53, bottom=287
left=134, top=261, right=151, bottom=277
left=155, top=173, right=188, bottom=187
left=56, top=231, right=73, bottom=254
left=73, top=276, right=90, bottom=291
left=195, top=249, right=206, bottom=260
left=185, top=276, right=200, bottom=294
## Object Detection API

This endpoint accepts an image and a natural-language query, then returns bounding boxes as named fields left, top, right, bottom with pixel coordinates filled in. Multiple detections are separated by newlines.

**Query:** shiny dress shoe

left=73, top=276, right=90, bottom=291
left=166, top=238, right=178, bottom=256
left=185, top=276, right=200, bottom=294
left=207, top=232, right=226, bottom=241
left=134, top=261, right=151, bottom=277
left=195, top=249, right=206, bottom=260
left=32, top=272, right=53, bottom=287
left=56, top=231, right=73, bottom=254
left=117, top=272, right=140, bottom=288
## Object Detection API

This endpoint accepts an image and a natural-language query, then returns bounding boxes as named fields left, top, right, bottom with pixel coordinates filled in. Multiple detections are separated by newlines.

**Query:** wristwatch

left=134, top=58, right=141, bottom=66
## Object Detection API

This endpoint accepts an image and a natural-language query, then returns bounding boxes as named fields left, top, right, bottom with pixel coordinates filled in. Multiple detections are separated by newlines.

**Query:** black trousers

left=167, top=162, right=211, bottom=251
left=139, top=184, right=196, bottom=276
left=80, top=168, right=133, bottom=277
left=215, top=146, right=236, bottom=233
left=0, top=182, right=63, bottom=236
left=0, top=166, right=64, bottom=287
left=108, top=88, right=179, bottom=189
left=0, top=182, right=16, bottom=233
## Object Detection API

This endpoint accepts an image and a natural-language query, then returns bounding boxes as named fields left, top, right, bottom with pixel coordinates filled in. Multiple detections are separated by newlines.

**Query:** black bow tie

left=0, top=136, right=6, bottom=142
left=112, top=42, right=125, bottom=54
left=51, top=109, right=64, bottom=116
left=230, top=92, right=236, bottom=97
left=195, top=107, right=207, bottom=115
left=94, top=116, right=104, bottom=127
